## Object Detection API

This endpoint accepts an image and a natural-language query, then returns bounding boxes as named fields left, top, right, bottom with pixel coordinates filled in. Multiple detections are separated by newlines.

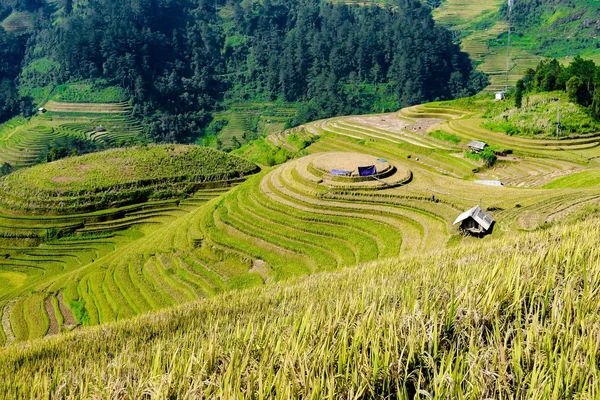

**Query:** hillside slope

left=2, top=215, right=599, bottom=398
left=2, top=0, right=486, bottom=144
left=432, top=0, right=600, bottom=91
left=5, top=92, right=600, bottom=344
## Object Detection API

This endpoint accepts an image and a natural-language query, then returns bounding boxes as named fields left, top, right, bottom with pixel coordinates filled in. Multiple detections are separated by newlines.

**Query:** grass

left=482, top=92, right=600, bottom=137
left=0, top=144, right=259, bottom=214
left=429, top=130, right=461, bottom=143
left=53, top=82, right=129, bottom=103
left=233, top=136, right=294, bottom=166
left=2, top=216, right=600, bottom=397
left=543, top=170, right=600, bottom=189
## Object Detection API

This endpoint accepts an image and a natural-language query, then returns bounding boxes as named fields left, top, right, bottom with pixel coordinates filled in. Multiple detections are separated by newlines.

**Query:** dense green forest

left=1, top=0, right=487, bottom=142
left=516, top=56, right=600, bottom=114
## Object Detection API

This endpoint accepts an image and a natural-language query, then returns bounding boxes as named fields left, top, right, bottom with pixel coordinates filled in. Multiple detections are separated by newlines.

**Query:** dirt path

left=2, top=300, right=17, bottom=345
left=57, top=292, right=76, bottom=327
left=44, top=296, right=59, bottom=336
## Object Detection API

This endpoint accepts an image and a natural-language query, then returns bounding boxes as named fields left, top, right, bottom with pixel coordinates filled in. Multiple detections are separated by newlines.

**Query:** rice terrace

left=3, top=0, right=600, bottom=397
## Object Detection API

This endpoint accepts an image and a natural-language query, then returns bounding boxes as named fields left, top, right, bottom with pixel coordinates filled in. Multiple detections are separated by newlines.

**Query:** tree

left=566, top=76, right=588, bottom=105
left=515, top=79, right=525, bottom=108
left=592, top=89, right=600, bottom=119
left=0, top=162, right=13, bottom=176
left=568, top=55, right=596, bottom=92
left=64, top=0, right=73, bottom=15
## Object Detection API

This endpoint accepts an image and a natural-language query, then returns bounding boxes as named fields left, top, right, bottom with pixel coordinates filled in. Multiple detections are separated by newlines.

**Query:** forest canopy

left=515, top=56, right=600, bottom=117
left=4, top=0, right=487, bottom=141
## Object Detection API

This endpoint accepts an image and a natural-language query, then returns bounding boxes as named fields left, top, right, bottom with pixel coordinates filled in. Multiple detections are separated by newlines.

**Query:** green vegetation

left=483, top=92, right=600, bottom=137
left=3, top=217, right=600, bottom=397
left=208, top=103, right=300, bottom=150
left=233, top=138, right=293, bottom=167
left=4, top=91, right=600, bottom=363
left=543, top=170, right=600, bottom=189
left=0, top=144, right=259, bottom=213
left=429, top=129, right=461, bottom=143
left=432, top=0, right=600, bottom=92
left=0, top=10, right=33, bottom=34
left=53, top=82, right=128, bottom=104
left=1, top=0, right=485, bottom=144
left=479, top=56, right=600, bottom=137
left=0, top=103, right=145, bottom=169
left=465, top=148, right=497, bottom=167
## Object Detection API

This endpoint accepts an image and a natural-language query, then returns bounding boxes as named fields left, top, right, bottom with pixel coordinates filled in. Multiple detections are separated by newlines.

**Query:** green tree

left=0, top=162, right=13, bottom=176
left=515, top=79, right=525, bottom=109
left=566, top=76, right=587, bottom=105
left=592, top=89, right=600, bottom=118
left=64, top=0, right=73, bottom=15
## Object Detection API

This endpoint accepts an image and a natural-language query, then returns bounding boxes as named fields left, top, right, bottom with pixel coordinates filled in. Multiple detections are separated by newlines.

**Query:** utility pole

left=506, top=0, right=513, bottom=93
left=557, top=100, right=561, bottom=139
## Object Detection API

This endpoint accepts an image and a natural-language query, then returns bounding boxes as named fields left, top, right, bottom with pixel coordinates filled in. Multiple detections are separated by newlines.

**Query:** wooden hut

left=468, top=140, right=487, bottom=153
left=453, top=205, right=494, bottom=236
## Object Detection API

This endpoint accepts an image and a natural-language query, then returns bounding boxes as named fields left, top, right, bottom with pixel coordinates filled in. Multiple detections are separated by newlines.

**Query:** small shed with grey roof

left=468, top=140, right=488, bottom=153
left=453, top=205, right=494, bottom=236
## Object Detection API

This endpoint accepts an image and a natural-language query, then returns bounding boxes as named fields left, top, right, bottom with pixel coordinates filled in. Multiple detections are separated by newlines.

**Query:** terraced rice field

left=0, top=102, right=143, bottom=168
left=0, top=146, right=259, bottom=344
left=432, top=0, right=542, bottom=91
left=294, top=98, right=600, bottom=233
left=5, top=94, right=600, bottom=345
left=0, top=11, right=34, bottom=34
left=213, top=103, right=298, bottom=148
left=0, top=189, right=237, bottom=344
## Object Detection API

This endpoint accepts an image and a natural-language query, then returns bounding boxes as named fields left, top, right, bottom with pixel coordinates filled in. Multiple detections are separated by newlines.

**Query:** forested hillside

left=1, top=0, right=486, bottom=143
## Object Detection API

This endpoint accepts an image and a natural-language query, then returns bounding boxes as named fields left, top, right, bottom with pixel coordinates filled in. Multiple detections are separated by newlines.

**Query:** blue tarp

left=330, top=169, right=352, bottom=176
left=377, top=158, right=387, bottom=162
left=358, top=165, right=376, bottom=177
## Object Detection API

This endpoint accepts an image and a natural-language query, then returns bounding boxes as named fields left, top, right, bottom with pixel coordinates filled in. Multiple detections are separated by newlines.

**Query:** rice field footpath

left=2, top=216, right=600, bottom=398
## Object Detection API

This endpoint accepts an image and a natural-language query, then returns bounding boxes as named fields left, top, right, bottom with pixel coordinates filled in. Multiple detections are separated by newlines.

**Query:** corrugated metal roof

left=453, top=205, right=494, bottom=231
left=468, top=140, right=487, bottom=150
left=474, top=180, right=503, bottom=186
